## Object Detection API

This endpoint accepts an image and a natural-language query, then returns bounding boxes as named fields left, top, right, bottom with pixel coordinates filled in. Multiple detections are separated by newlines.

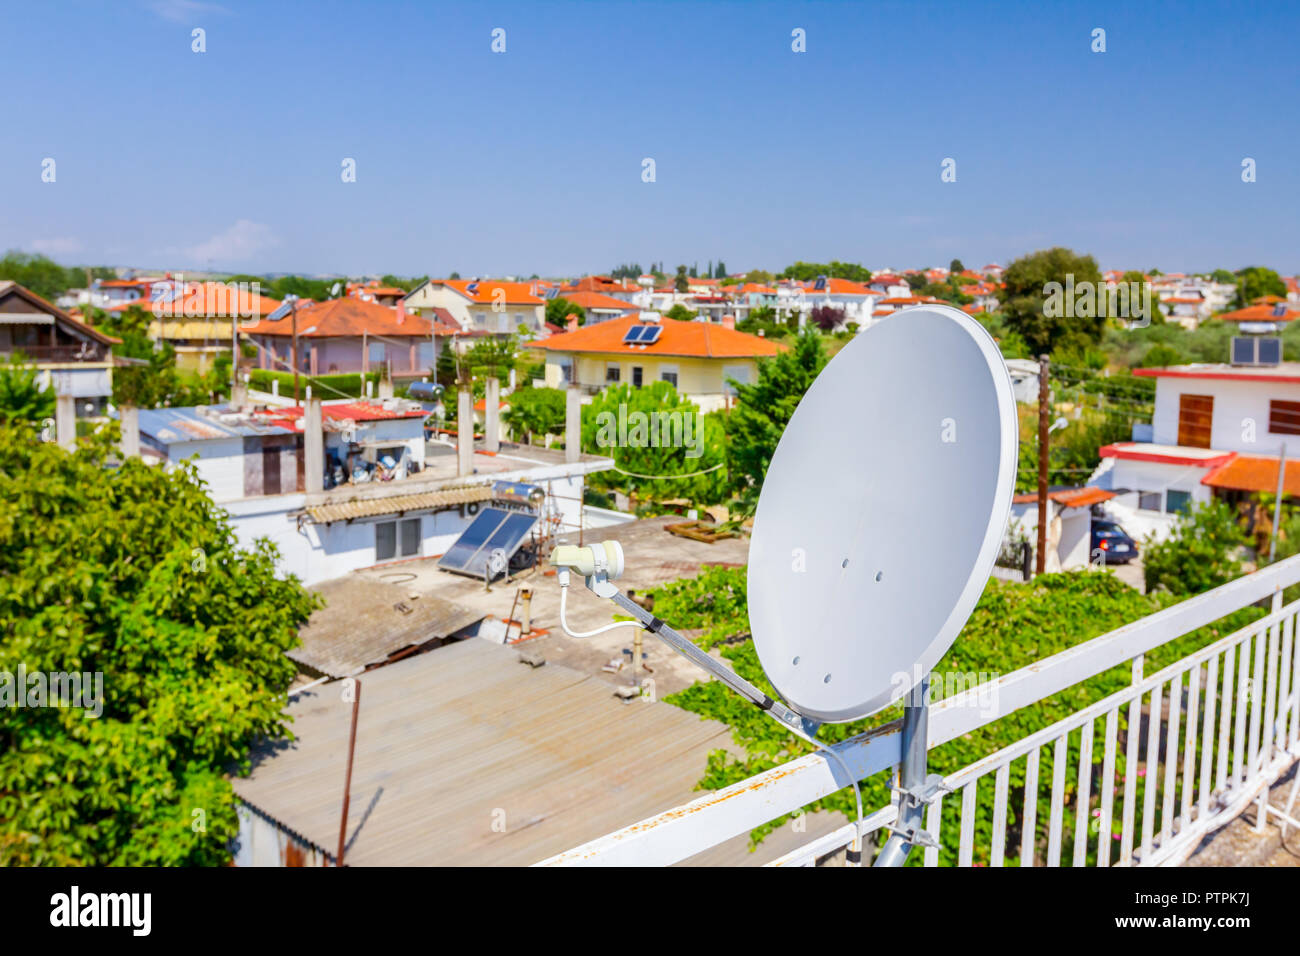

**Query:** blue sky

left=3, top=0, right=1297, bottom=277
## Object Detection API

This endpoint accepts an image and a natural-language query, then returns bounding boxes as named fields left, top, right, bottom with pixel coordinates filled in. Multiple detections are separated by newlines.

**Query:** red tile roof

left=257, top=401, right=428, bottom=430
left=435, top=279, right=544, bottom=305
left=558, top=290, right=639, bottom=311
left=109, top=281, right=281, bottom=317
left=532, top=314, right=785, bottom=359
left=241, top=297, right=457, bottom=337
left=1202, top=455, right=1300, bottom=496
left=1217, top=303, right=1300, bottom=322
left=1011, top=487, right=1116, bottom=508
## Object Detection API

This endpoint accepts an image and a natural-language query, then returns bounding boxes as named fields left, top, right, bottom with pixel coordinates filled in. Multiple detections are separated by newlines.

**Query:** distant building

left=0, top=280, right=120, bottom=415
left=240, top=296, right=460, bottom=378
left=403, top=279, right=547, bottom=338
left=531, top=312, right=785, bottom=412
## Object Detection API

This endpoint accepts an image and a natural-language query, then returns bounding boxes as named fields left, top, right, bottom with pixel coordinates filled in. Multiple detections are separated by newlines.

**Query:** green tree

left=582, top=381, right=728, bottom=503
left=0, top=356, right=57, bottom=424
left=1209, top=269, right=1236, bottom=285
left=1000, top=247, right=1105, bottom=356
left=0, top=425, right=319, bottom=864
left=502, top=386, right=567, bottom=444
left=0, top=252, right=113, bottom=301
left=1143, top=499, right=1247, bottom=595
left=724, top=329, right=826, bottom=494
left=675, top=266, right=689, bottom=293
left=714, top=260, right=728, bottom=279
left=1233, top=266, right=1287, bottom=307
left=780, top=261, right=872, bottom=283
left=545, top=296, right=585, bottom=328
left=664, top=303, right=696, bottom=321
left=949, top=258, right=965, bottom=274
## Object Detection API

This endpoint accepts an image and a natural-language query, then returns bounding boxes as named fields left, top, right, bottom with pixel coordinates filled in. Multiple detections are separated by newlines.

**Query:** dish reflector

left=748, top=306, right=1017, bottom=723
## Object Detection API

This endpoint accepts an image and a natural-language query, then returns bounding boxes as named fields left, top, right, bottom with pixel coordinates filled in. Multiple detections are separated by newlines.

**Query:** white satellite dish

left=748, top=305, right=1017, bottom=722
left=548, top=303, right=1016, bottom=865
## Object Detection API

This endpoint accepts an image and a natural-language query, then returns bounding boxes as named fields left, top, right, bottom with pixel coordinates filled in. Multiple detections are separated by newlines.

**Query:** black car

left=1091, top=518, right=1138, bottom=564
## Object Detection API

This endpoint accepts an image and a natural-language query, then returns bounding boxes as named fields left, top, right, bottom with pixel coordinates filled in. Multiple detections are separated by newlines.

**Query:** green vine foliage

left=660, top=568, right=1262, bottom=863
left=0, top=423, right=320, bottom=864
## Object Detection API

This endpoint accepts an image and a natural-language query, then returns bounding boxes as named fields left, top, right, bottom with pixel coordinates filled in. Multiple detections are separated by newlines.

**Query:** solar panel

left=640, top=324, right=662, bottom=344
left=437, top=507, right=538, bottom=579
left=623, top=325, right=647, bottom=344
left=1258, top=337, right=1282, bottom=365
left=1274, top=303, right=1287, bottom=317
left=1231, top=337, right=1255, bottom=365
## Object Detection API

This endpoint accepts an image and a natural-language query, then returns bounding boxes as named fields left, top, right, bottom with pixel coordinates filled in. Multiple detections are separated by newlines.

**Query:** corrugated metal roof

left=231, top=639, right=731, bottom=865
left=305, top=485, right=493, bottom=523
left=288, top=576, right=483, bottom=677
left=136, top=406, right=295, bottom=443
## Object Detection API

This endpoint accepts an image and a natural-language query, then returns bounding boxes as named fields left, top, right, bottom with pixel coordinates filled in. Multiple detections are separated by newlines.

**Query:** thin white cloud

left=148, top=0, right=227, bottom=24
left=185, top=220, right=279, bottom=265
left=30, top=238, right=84, bottom=256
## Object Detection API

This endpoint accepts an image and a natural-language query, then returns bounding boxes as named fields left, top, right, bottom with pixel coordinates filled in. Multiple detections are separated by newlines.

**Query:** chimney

left=457, top=388, right=473, bottom=476
left=55, top=392, right=76, bottom=451
left=304, top=398, right=324, bottom=493
left=721, top=314, right=735, bottom=330
left=485, top=376, right=501, bottom=453
left=565, top=386, right=581, bottom=464
left=119, top=405, right=140, bottom=459
left=566, top=315, right=579, bottom=333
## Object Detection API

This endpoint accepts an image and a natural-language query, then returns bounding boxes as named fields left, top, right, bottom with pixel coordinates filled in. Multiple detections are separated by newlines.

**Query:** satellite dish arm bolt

left=875, top=675, right=942, bottom=866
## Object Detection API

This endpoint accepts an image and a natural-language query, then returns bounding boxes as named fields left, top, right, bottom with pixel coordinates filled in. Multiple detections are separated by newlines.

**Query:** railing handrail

left=537, top=553, right=1300, bottom=867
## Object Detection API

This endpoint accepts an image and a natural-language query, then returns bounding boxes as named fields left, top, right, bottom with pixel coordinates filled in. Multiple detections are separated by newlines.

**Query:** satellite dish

left=330, top=282, right=342, bottom=298
left=747, top=305, right=1017, bottom=722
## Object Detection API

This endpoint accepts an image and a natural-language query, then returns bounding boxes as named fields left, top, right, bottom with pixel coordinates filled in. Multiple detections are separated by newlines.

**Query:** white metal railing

left=538, top=555, right=1300, bottom=867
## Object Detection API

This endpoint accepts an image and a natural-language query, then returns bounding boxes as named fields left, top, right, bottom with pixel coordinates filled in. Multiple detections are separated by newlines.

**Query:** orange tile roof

left=1202, top=455, right=1300, bottom=496
left=1012, top=487, right=1116, bottom=508
left=558, top=290, right=638, bottom=311
left=109, top=281, right=281, bottom=317
left=532, top=314, right=785, bottom=359
left=818, top=278, right=874, bottom=295
left=241, top=297, right=454, bottom=337
left=436, top=279, right=544, bottom=305
left=1217, top=303, right=1300, bottom=322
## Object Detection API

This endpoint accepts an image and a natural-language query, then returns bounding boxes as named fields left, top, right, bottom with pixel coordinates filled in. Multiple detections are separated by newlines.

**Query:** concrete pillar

left=378, top=376, right=395, bottom=400
left=485, top=377, right=500, bottom=453
left=55, top=393, right=76, bottom=451
left=565, top=386, right=581, bottom=464
left=231, top=382, right=248, bottom=410
left=119, top=406, right=140, bottom=459
left=457, top=388, right=473, bottom=476
left=304, top=398, right=324, bottom=493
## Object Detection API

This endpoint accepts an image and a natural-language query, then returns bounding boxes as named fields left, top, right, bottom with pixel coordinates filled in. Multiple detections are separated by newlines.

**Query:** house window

left=1269, top=400, right=1300, bottom=435
left=722, top=364, right=751, bottom=397
left=376, top=517, right=421, bottom=562
left=605, top=364, right=620, bottom=384
left=631, top=366, right=643, bottom=387
left=558, top=358, right=574, bottom=384
left=1177, top=393, right=1213, bottom=448
left=1138, top=490, right=1162, bottom=512
left=1165, top=490, right=1191, bottom=514
left=660, top=365, right=679, bottom=388
left=368, top=342, right=385, bottom=364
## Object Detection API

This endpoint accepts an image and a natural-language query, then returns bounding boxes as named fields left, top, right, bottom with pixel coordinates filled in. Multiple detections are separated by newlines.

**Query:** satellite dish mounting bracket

left=573, top=574, right=822, bottom=739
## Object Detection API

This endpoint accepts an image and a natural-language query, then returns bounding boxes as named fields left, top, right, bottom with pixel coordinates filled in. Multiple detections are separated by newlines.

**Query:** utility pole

left=1270, top=443, right=1288, bottom=563
left=1036, top=354, right=1050, bottom=576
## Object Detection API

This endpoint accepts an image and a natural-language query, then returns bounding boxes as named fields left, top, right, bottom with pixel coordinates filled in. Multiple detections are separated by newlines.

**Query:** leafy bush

left=247, top=368, right=382, bottom=400
left=1143, top=500, right=1247, bottom=596
left=660, top=567, right=1262, bottom=862
left=0, top=424, right=319, bottom=864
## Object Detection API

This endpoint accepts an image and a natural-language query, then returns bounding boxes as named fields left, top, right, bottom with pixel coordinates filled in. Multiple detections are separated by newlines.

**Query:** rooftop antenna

left=550, top=305, right=1017, bottom=866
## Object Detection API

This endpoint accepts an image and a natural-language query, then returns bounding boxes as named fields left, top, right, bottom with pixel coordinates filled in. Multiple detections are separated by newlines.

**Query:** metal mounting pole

left=874, top=674, right=944, bottom=867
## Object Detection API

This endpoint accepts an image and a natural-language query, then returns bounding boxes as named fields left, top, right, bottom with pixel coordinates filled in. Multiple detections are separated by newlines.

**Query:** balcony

left=540, top=555, right=1300, bottom=867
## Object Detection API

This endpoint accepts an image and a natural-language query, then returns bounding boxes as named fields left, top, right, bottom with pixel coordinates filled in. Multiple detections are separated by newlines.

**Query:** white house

left=1092, top=357, right=1300, bottom=541
left=135, top=398, right=611, bottom=585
